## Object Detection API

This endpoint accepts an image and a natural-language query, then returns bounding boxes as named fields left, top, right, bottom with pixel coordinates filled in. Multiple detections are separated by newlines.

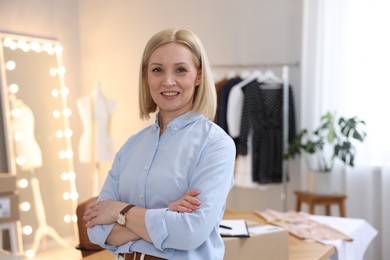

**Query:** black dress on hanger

left=237, top=80, right=296, bottom=184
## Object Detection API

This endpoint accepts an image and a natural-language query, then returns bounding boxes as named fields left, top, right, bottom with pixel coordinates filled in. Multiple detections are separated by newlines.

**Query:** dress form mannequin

left=77, top=83, right=115, bottom=195
left=11, top=98, right=42, bottom=171
left=10, top=97, right=68, bottom=254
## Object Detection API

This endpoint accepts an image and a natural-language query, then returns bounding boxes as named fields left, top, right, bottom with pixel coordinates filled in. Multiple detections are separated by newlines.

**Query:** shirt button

left=140, top=194, right=144, bottom=198
left=144, top=166, right=148, bottom=170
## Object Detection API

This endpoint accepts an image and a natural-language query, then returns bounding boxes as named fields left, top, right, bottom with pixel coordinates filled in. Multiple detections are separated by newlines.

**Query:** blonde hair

left=138, top=28, right=216, bottom=121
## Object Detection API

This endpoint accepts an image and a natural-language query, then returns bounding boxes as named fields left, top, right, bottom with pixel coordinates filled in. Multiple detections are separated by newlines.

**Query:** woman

left=84, top=28, right=236, bottom=260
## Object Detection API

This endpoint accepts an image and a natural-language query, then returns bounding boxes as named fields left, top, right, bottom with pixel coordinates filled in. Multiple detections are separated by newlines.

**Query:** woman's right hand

left=168, top=189, right=201, bottom=213
left=83, top=199, right=128, bottom=228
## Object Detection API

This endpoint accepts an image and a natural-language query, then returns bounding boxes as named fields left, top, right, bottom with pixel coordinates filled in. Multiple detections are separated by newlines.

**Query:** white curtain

left=301, top=0, right=390, bottom=259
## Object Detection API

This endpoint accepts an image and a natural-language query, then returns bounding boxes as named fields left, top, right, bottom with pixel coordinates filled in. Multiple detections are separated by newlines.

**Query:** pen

left=219, top=224, right=232, bottom=230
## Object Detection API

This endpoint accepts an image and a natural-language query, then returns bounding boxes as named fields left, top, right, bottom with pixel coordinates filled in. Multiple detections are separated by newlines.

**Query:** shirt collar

left=153, top=112, right=202, bottom=134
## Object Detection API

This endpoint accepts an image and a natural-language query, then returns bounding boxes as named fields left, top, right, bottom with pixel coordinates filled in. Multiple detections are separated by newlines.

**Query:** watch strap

left=120, top=204, right=135, bottom=215
left=117, top=204, right=135, bottom=226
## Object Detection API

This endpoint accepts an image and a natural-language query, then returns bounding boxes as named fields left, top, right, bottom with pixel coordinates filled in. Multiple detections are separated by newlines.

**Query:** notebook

left=219, top=219, right=250, bottom=237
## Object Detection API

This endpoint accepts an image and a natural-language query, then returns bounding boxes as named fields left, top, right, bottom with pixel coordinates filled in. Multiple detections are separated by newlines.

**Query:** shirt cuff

left=87, top=223, right=117, bottom=251
left=145, top=208, right=169, bottom=250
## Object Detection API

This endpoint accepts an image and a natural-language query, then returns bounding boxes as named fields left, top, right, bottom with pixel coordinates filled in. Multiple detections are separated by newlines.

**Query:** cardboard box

left=0, top=175, right=17, bottom=193
left=81, top=222, right=289, bottom=260
left=223, top=222, right=289, bottom=260
left=0, top=192, right=19, bottom=223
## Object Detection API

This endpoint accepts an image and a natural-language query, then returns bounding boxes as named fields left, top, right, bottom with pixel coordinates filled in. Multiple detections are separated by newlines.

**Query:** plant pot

left=307, top=168, right=346, bottom=194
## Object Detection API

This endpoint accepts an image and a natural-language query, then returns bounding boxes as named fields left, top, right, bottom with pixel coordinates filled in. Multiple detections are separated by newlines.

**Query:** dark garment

left=218, top=77, right=242, bottom=134
left=237, top=81, right=296, bottom=184
left=214, top=77, right=228, bottom=124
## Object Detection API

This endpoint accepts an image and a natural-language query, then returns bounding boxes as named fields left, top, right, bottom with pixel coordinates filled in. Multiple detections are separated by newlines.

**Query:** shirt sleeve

left=86, top=154, right=123, bottom=252
left=145, top=130, right=236, bottom=251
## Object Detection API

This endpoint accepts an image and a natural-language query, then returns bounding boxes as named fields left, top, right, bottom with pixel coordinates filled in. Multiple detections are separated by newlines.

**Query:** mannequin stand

left=29, top=173, right=69, bottom=254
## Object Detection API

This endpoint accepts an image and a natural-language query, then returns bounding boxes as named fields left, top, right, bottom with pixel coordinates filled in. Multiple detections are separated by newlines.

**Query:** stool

left=294, top=191, right=347, bottom=217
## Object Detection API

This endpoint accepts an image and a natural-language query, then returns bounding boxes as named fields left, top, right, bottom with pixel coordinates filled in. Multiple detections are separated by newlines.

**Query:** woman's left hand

left=168, top=189, right=201, bottom=213
left=83, top=199, right=128, bottom=228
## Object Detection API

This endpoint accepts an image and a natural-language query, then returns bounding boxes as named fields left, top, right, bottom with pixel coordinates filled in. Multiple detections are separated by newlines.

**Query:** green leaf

left=285, top=111, right=366, bottom=170
left=352, top=131, right=364, bottom=142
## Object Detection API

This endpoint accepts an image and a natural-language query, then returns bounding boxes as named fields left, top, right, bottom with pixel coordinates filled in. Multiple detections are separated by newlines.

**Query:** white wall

left=0, top=0, right=303, bottom=246
left=78, top=0, right=303, bottom=211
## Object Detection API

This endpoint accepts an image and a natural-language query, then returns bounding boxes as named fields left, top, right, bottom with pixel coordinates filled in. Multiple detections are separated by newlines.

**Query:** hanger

left=226, top=70, right=236, bottom=79
left=259, top=70, right=282, bottom=84
left=258, top=70, right=283, bottom=88
left=239, top=70, right=251, bottom=79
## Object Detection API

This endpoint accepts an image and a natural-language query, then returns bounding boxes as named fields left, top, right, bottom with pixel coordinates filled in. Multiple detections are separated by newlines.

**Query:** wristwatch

left=117, top=204, right=135, bottom=226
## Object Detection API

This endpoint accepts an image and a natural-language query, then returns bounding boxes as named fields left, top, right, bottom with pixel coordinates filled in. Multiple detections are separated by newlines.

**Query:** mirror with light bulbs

left=0, top=32, right=77, bottom=253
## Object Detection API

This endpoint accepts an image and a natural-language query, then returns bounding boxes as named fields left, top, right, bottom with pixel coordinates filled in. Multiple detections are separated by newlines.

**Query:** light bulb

left=3, top=38, right=13, bottom=47
left=6, top=60, right=16, bottom=71
left=25, top=249, right=35, bottom=259
left=64, top=214, right=71, bottom=223
left=53, top=110, right=61, bottom=119
left=20, top=202, right=31, bottom=212
left=67, top=171, right=76, bottom=180
left=64, top=128, right=73, bottom=138
left=51, top=89, right=59, bottom=97
left=63, top=108, right=72, bottom=117
left=43, top=42, right=54, bottom=55
left=23, top=225, right=33, bottom=236
left=30, top=41, right=42, bottom=53
left=49, top=67, right=57, bottom=76
left=66, top=150, right=74, bottom=159
left=70, top=192, right=79, bottom=200
left=61, top=87, right=70, bottom=96
left=16, top=39, right=27, bottom=50
left=11, top=108, right=21, bottom=118
left=5, top=38, right=17, bottom=50
left=55, top=44, right=63, bottom=54
left=43, top=42, right=51, bottom=51
left=61, top=172, right=68, bottom=181
left=16, top=156, right=26, bottom=166
left=22, top=44, right=30, bottom=52
left=63, top=192, right=70, bottom=200
left=9, top=83, right=19, bottom=94
left=14, top=131, right=24, bottom=141
left=60, top=150, right=74, bottom=159
left=59, top=150, right=66, bottom=159
left=56, top=130, right=64, bottom=139
left=18, top=178, right=29, bottom=189
left=57, top=66, right=66, bottom=75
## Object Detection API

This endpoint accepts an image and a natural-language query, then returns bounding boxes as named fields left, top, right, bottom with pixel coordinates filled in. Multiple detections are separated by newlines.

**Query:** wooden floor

left=1, top=246, right=82, bottom=260
left=30, top=246, right=82, bottom=260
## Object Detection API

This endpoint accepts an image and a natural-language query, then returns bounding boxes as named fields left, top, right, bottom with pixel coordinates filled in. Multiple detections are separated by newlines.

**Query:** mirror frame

left=0, top=33, right=15, bottom=174
left=0, top=32, right=78, bottom=252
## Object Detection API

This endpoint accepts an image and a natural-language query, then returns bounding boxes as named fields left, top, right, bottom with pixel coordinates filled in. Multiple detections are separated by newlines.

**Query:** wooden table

left=84, top=209, right=336, bottom=260
left=224, top=209, right=336, bottom=260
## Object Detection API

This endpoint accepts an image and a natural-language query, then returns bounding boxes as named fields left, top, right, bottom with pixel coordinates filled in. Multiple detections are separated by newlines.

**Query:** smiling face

left=145, top=42, right=201, bottom=125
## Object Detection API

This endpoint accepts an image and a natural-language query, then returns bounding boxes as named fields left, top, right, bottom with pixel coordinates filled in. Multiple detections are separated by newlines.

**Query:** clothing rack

left=211, top=61, right=299, bottom=69
left=212, top=62, right=298, bottom=211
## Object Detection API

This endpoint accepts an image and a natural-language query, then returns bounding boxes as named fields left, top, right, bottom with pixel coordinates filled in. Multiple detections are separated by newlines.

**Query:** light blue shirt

left=88, top=112, right=236, bottom=260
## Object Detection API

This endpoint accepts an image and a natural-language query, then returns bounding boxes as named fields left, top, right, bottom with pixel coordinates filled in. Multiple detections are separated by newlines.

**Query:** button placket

left=138, top=127, right=160, bottom=207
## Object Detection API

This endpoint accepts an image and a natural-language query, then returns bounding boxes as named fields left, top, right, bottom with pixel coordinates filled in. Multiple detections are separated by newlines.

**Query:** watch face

left=117, top=214, right=126, bottom=225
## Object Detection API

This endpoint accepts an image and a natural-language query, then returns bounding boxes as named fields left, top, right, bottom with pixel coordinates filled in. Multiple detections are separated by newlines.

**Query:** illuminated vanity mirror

left=0, top=33, right=77, bottom=257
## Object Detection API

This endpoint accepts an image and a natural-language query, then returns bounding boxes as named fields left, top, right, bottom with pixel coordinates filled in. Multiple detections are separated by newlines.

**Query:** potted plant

left=285, top=112, right=367, bottom=172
